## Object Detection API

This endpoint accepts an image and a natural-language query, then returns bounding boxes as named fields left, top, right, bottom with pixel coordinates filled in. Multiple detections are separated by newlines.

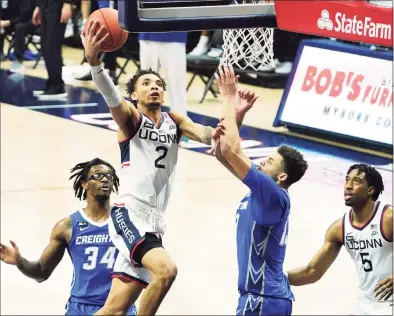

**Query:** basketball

left=86, top=8, right=128, bottom=52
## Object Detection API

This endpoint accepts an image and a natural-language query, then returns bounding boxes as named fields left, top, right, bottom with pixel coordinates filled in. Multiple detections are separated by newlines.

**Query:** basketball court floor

left=0, top=44, right=392, bottom=315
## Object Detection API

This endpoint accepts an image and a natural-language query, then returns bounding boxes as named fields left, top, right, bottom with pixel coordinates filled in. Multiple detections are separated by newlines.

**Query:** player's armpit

left=17, top=217, right=70, bottom=282
left=169, top=112, right=213, bottom=145
left=287, top=218, right=343, bottom=286
left=111, top=99, right=141, bottom=142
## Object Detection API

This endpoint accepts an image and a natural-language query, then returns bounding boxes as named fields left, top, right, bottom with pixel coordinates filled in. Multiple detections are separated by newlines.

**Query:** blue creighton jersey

left=67, top=210, right=117, bottom=305
left=236, top=164, right=294, bottom=301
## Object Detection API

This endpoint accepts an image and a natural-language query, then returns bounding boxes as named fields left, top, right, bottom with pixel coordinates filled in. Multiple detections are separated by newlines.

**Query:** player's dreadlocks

left=69, top=158, right=120, bottom=200
left=347, top=164, right=384, bottom=201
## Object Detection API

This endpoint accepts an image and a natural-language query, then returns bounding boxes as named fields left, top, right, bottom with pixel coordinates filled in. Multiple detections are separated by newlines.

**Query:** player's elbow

left=36, top=265, right=51, bottom=283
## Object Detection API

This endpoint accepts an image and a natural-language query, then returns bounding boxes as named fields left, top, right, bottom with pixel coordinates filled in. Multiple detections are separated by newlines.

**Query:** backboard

left=117, top=0, right=277, bottom=32
left=118, top=0, right=393, bottom=48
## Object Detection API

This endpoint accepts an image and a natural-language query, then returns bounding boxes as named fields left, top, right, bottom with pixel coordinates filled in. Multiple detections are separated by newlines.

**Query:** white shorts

left=350, top=295, right=393, bottom=315
left=108, top=203, right=165, bottom=286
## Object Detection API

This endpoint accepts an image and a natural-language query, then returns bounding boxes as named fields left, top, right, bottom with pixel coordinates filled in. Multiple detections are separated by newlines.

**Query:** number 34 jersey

left=67, top=210, right=118, bottom=305
left=343, top=200, right=392, bottom=302
left=118, top=112, right=180, bottom=218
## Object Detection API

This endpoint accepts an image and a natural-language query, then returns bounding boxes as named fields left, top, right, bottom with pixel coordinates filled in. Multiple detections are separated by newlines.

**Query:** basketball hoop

left=220, top=0, right=275, bottom=71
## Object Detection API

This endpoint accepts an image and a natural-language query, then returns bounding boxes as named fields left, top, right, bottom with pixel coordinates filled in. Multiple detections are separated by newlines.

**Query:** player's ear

left=82, top=181, right=89, bottom=191
left=278, top=172, right=287, bottom=184
left=131, top=92, right=138, bottom=102
left=368, top=186, right=375, bottom=198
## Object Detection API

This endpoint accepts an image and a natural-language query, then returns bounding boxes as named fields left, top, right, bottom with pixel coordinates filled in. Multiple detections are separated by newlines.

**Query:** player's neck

left=351, top=199, right=374, bottom=225
left=84, top=198, right=110, bottom=222
left=140, top=106, right=162, bottom=125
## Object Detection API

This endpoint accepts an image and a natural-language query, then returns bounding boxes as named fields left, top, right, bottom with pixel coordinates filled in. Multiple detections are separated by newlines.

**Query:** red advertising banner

left=275, top=1, right=393, bottom=47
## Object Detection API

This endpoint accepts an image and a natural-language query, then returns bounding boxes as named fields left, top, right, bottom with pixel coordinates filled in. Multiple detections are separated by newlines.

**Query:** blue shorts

left=65, top=301, right=137, bottom=315
left=237, top=294, right=292, bottom=316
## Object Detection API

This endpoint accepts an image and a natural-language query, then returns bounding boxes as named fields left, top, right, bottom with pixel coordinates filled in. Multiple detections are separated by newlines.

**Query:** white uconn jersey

left=118, top=112, right=180, bottom=220
left=343, top=201, right=392, bottom=303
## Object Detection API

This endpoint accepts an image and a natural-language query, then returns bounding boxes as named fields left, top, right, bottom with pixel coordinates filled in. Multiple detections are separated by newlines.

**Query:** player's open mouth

left=344, top=193, right=353, bottom=201
left=150, top=92, right=160, bottom=97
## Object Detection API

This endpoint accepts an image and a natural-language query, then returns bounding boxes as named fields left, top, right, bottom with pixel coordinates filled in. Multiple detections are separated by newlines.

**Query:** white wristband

left=91, top=63, right=122, bottom=108
left=91, top=63, right=104, bottom=74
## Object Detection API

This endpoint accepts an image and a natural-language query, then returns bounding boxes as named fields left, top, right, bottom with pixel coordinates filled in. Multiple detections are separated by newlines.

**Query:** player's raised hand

left=236, top=88, right=259, bottom=116
left=374, top=276, right=393, bottom=301
left=214, top=64, right=240, bottom=99
left=0, top=240, right=21, bottom=265
left=81, top=19, right=110, bottom=66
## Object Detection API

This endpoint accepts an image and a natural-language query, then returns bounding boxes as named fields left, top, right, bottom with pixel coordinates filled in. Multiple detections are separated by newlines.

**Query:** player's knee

left=153, top=262, right=178, bottom=287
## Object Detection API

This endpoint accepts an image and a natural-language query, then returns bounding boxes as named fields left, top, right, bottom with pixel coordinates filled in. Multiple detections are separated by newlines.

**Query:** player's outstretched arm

left=217, top=96, right=252, bottom=180
left=214, top=87, right=258, bottom=177
left=81, top=19, right=140, bottom=140
left=287, top=218, right=343, bottom=286
left=168, top=100, right=251, bottom=149
left=168, top=112, right=215, bottom=145
left=212, top=65, right=258, bottom=180
left=0, top=217, right=70, bottom=283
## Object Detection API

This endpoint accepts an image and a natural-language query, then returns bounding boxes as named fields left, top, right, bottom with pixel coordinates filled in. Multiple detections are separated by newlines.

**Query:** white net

left=220, top=0, right=275, bottom=71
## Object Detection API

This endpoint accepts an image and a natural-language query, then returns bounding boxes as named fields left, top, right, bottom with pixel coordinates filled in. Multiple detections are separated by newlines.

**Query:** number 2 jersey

left=343, top=200, right=392, bottom=302
left=66, top=209, right=136, bottom=313
left=118, top=111, right=180, bottom=229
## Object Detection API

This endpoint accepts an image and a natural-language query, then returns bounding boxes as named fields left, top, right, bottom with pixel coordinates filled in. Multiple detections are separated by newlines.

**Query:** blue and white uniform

left=343, top=201, right=392, bottom=315
left=236, top=164, right=294, bottom=316
left=109, top=111, right=180, bottom=286
left=65, top=210, right=137, bottom=315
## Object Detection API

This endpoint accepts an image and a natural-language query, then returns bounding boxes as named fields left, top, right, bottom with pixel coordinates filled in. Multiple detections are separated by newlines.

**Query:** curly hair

left=277, top=145, right=308, bottom=186
left=126, top=68, right=167, bottom=93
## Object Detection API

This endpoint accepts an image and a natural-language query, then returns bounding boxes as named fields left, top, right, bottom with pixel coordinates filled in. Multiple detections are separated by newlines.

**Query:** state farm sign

left=275, top=1, right=393, bottom=47
left=317, top=9, right=392, bottom=42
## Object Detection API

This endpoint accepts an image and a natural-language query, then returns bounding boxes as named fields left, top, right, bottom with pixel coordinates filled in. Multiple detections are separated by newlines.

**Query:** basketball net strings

left=220, top=0, right=275, bottom=71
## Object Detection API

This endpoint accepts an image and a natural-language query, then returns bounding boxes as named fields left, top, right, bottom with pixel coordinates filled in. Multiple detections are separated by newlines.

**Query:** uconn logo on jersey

left=138, top=121, right=177, bottom=144
left=346, top=233, right=383, bottom=250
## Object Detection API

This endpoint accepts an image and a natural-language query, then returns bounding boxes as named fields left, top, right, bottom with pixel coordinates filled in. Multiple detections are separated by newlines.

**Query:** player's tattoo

left=64, top=218, right=72, bottom=231
left=202, top=126, right=213, bottom=145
